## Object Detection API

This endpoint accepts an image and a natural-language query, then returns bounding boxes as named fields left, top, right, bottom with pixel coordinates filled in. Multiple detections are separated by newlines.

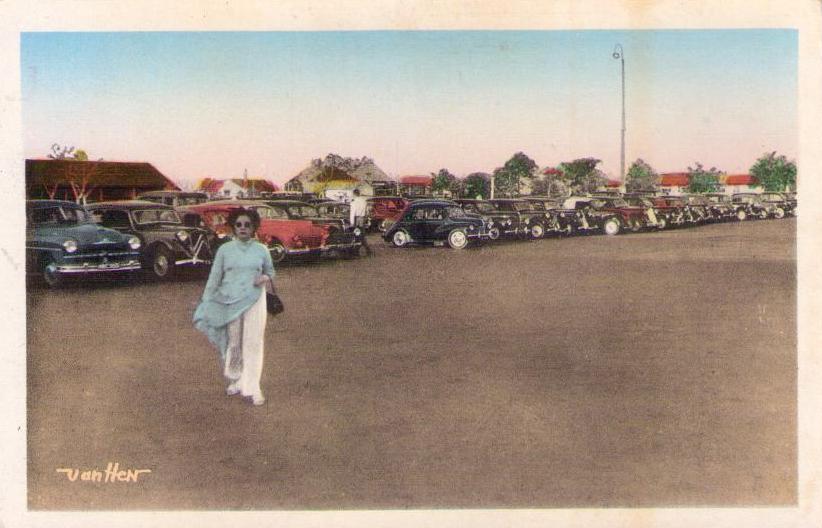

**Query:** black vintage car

left=383, top=200, right=491, bottom=249
left=731, top=193, right=776, bottom=220
left=487, top=199, right=547, bottom=239
left=758, top=192, right=794, bottom=218
left=453, top=199, right=515, bottom=240
left=86, top=201, right=215, bottom=279
left=26, top=200, right=142, bottom=287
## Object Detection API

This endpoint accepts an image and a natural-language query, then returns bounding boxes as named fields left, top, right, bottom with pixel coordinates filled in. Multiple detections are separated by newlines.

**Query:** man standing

left=348, top=188, right=371, bottom=256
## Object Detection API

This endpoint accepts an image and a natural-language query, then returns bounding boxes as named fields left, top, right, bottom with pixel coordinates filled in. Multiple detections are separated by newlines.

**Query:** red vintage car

left=180, top=200, right=331, bottom=262
left=366, top=196, right=409, bottom=232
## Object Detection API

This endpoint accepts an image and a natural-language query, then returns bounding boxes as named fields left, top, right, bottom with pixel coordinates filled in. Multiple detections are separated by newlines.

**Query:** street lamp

left=612, top=44, right=626, bottom=182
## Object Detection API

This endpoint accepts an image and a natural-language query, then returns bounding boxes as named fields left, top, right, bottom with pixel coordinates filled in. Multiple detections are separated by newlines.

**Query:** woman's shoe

left=226, top=382, right=241, bottom=396
left=251, top=394, right=265, bottom=406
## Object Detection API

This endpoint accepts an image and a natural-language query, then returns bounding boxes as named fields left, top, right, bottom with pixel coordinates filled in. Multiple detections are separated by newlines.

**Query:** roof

left=400, top=176, right=433, bottom=185
left=26, top=159, right=180, bottom=190
left=723, top=174, right=759, bottom=186
left=139, top=190, right=207, bottom=197
left=542, top=167, right=563, bottom=176
left=198, top=178, right=279, bottom=193
left=659, top=173, right=690, bottom=187
left=604, top=179, right=622, bottom=188
left=26, top=199, right=83, bottom=208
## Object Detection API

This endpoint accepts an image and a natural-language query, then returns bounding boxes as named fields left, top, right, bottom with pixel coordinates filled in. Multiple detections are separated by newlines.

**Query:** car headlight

left=353, top=227, right=362, bottom=236
left=486, top=220, right=493, bottom=229
left=62, top=239, right=78, bottom=253
left=176, top=230, right=189, bottom=242
left=468, top=225, right=475, bottom=231
left=524, top=218, right=530, bottom=224
left=128, top=236, right=141, bottom=250
left=217, top=232, right=227, bottom=239
left=506, top=219, right=512, bottom=226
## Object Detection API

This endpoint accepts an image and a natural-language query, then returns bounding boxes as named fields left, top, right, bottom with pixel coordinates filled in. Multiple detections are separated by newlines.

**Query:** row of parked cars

left=25, top=190, right=795, bottom=286
left=380, top=191, right=797, bottom=249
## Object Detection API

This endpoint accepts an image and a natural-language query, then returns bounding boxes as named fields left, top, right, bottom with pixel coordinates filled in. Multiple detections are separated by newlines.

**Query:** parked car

left=383, top=200, right=492, bottom=249
left=262, top=199, right=365, bottom=254
left=561, top=196, right=648, bottom=235
left=487, top=199, right=548, bottom=238
left=699, top=193, right=737, bottom=222
left=181, top=200, right=361, bottom=262
left=621, top=194, right=669, bottom=230
left=86, top=201, right=215, bottom=279
left=758, top=192, right=794, bottom=218
left=683, top=194, right=716, bottom=223
left=26, top=200, right=141, bottom=287
left=136, top=190, right=209, bottom=208
left=454, top=199, right=515, bottom=240
left=647, top=195, right=697, bottom=227
left=366, top=196, right=409, bottom=232
left=731, top=193, right=776, bottom=220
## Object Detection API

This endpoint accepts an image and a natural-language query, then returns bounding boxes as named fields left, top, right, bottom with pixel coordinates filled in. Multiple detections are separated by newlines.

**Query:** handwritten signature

left=56, top=462, right=151, bottom=483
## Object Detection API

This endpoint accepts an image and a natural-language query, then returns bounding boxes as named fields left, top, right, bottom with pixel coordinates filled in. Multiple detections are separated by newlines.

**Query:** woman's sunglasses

left=234, top=221, right=253, bottom=228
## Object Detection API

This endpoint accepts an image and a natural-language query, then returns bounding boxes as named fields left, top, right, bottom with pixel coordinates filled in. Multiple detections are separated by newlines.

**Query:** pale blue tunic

left=193, top=239, right=275, bottom=357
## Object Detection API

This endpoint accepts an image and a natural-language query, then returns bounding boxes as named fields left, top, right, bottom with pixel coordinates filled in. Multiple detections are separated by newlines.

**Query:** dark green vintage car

left=383, top=199, right=491, bottom=249
left=26, top=200, right=142, bottom=287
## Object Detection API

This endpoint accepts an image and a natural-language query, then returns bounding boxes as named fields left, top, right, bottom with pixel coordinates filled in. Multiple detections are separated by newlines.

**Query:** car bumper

left=53, top=259, right=142, bottom=274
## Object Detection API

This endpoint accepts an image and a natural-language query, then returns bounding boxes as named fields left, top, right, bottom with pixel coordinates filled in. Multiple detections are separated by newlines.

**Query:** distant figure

left=193, top=207, right=274, bottom=406
left=349, top=188, right=371, bottom=256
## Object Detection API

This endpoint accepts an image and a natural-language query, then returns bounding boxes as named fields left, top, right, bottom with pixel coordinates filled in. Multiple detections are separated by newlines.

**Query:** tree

left=492, top=152, right=538, bottom=197
left=461, top=172, right=491, bottom=199
left=45, top=144, right=99, bottom=203
left=430, top=168, right=459, bottom=195
left=625, top=158, right=658, bottom=192
left=558, top=157, right=605, bottom=193
left=749, top=151, right=796, bottom=192
left=686, top=162, right=722, bottom=193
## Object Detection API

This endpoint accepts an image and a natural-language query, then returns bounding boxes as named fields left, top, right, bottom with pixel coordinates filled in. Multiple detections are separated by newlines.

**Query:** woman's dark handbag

left=266, top=286, right=284, bottom=316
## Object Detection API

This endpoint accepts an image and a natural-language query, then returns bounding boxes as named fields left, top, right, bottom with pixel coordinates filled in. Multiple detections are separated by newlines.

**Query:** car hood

left=33, top=222, right=129, bottom=246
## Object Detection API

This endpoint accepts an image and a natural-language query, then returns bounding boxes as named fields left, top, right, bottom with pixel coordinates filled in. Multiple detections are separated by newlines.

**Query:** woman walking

left=193, top=208, right=275, bottom=406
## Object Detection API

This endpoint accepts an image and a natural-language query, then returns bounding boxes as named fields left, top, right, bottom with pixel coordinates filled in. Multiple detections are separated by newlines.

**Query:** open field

left=27, top=218, right=796, bottom=509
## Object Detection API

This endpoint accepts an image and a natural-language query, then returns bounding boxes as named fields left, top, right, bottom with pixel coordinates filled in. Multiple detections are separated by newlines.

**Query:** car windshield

left=30, top=205, right=91, bottom=225
left=177, top=195, right=207, bottom=205
left=528, top=201, right=546, bottom=211
left=707, top=195, right=730, bottom=203
left=133, top=209, right=181, bottom=224
left=512, top=202, right=532, bottom=212
left=606, top=198, right=630, bottom=207
left=287, top=205, right=319, bottom=217
left=255, top=206, right=288, bottom=220
left=734, top=195, right=758, bottom=204
left=589, top=199, right=606, bottom=209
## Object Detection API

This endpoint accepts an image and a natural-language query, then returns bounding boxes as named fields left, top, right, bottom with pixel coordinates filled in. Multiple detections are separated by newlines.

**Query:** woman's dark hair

left=227, top=207, right=261, bottom=233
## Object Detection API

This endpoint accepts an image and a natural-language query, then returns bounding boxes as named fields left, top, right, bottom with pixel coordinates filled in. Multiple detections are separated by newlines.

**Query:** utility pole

left=612, top=44, right=626, bottom=182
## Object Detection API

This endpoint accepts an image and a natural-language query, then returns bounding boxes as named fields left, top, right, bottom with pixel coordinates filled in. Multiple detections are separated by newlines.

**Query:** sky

left=20, top=29, right=797, bottom=187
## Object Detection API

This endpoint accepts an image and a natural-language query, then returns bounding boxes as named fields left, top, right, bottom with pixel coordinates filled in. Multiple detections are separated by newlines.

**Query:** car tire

left=268, top=240, right=286, bottom=263
left=391, top=230, right=410, bottom=248
left=42, top=260, right=62, bottom=288
left=529, top=223, right=545, bottom=239
left=736, top=209, right=747, bottom=221
left=488, top=227, right=500, bottom=240
left=773, top=207, right=785, bottom=219
left=657, top=217, right=667, bottom=230
left=603, top=218, right=621, bottom=236
left=447, top=229, right=469, bottom=249
left=151, top=245, right=175, bottom=280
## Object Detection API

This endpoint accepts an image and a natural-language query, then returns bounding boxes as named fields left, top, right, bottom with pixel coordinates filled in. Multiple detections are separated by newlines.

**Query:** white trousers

left=224, top=289, right=267, bottom=398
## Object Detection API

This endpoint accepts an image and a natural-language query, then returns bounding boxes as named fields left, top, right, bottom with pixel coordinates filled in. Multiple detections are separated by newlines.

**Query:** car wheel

left=379, top=219, right=395, bottom=232
left=488, top=227, right=500, bottom=240
left=773, top=207, right=785, bottom=219
left=657, top=217, right=667, bottom=230
left=759, top=210, right=768, bottom=220
left=447, top=229, right=469, bottom=249
left=268, top=240, right=286, bottom=263
left=529, top=223, right=545, bottom=239
left=42, top=260, right=62, bottom=288
left=603, top=218, right=621, bottom=236
left=392, top=230, right=410, bottom=247
left=151, top=246, right=174, bottom=279
left=736, top=209, right=747, bottom=221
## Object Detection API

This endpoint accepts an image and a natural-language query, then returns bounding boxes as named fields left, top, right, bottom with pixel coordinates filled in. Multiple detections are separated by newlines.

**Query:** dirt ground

left=26, top=218, right=796, bottom=510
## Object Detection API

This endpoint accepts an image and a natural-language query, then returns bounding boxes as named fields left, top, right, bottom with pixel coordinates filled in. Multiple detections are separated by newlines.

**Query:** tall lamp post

left=612, top=44, right=626, bottom=183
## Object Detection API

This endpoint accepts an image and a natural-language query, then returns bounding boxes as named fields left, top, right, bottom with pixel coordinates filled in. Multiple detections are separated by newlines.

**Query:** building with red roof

left=197, top=178, right=279, bottom=199
left=399, top=175, right=433, bottom=197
